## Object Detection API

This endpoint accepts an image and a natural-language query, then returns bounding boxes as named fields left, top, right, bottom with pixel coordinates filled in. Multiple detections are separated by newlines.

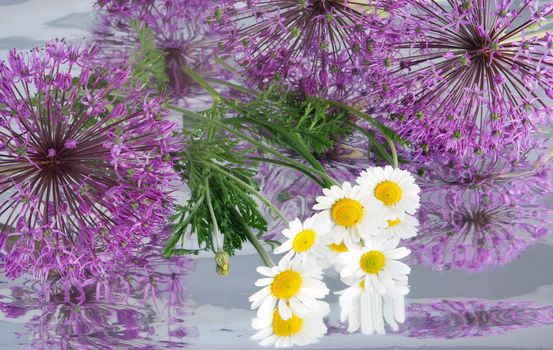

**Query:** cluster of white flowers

left=249, top=166, right=420, bottom=347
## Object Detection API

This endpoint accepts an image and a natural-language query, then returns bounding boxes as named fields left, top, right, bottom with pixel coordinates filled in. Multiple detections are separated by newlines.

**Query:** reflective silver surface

left=1, top=1, right=552, bottom=349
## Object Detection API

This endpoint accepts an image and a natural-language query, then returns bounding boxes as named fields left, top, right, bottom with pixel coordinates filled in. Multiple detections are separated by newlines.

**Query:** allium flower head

left=214, top=0, right=408, bottom=99
left=409, top=180, right=552, bottom=272
left=385, top=0, right=553, bottom=159
left=0, top=246, right=192, bottom=349
left=94, top=0, right=221, bottom=101
left=0, top=40, right=179, bottom=292
left=400, top=299, right=553, bottom=339
left=415, top=138, right=553, bottom=203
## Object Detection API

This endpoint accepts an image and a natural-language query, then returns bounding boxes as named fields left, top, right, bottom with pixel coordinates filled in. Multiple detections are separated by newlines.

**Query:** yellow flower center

left=374, top=181, right=402, bottom=206
left=328, top=242, right=348, bottom=253
left=292, top=229, right=316, bottom=252
left=270, top=270, right=302, bottom=299
left=359, top=250, right=386, bottom=274
left=272, top=310, right=303, bottom=337
left=330, top=198, right=364, bottom=227
left=387, top=217, right=401, bottom=227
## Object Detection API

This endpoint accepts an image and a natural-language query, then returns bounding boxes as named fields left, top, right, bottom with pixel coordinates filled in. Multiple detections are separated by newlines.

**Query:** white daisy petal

left=251, top=304, right=328, bottom=347
left=356, top=166, right=420, bottom=218
left=337, top=234, right=412, bottom=334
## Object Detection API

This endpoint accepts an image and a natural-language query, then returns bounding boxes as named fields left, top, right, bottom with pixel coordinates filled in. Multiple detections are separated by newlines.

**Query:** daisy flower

left=382, top=214, right=419, bottom=243
left=356, top=166, right=420, bottom=217
left=273, top=214, right=332, bottom=266
left=313, top=182, right=388, bottom=247
left=337, top=279, right=409, bottom=334
left=338, top=236, right=411, bottom=295
left=320, top=240, right=351, bottom=271
left=252, top=304, right=329, bottom=348
left=249, top=259, right=329, bottom=320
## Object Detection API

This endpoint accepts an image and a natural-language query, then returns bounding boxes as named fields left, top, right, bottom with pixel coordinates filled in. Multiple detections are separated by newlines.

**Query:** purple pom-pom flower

left=0, top=40, right=179, bottom=295
left=214, top=0, right=410, bottom=100
left=384, top=0, right=552, bottom=160
left=408, top=146, right=553, bottom=272
left=94, top=0, right=222, bottom=102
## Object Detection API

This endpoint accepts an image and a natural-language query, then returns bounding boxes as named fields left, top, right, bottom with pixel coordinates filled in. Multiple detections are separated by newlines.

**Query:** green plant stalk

left=229, top=206, right=275, bottom=267
left=182, top=64, right=332, bottom=179
left=169, top=104, right=338, bottom=187
left=349, top=123, right=394, bottom=164
left=228, top=115, right=329, bottom=176
left=214, top=56, right=243, bottom=77
left=200, top=160, right=289, bottom=224
left=163, top=192, right=205, bottom=256
left=325, top=99, right=401, bottom=168
left=386, top=138, right=399, bottom=169
left=246, top=156, right=326, bottom=188
left=204, top=179, right=224, bottom=253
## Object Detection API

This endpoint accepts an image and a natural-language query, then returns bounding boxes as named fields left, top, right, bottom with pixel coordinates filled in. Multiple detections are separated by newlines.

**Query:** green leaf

left=165, top=132, right=268, bottom=257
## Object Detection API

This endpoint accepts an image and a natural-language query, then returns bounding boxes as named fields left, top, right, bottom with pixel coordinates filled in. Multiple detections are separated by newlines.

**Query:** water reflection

left=400, top=299, right=553, bottom=338
left=327, top=299, right=553, bottom=339
left=0, top=254, right=192, bottom=349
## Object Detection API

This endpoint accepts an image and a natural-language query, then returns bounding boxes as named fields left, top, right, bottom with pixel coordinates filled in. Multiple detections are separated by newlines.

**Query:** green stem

left=387, top=138, right=399, bottom=169
left=207, top=78, right=256, bottom=96
left=214, top=56, right=243, bottom=77
left=163, top=192, right=205, bottom=256
left=179, top=65, right=337, bottom=186
left=326, top=100, right=400, bottom=168
left=204, top=179, right=224, bottom=253
left=201, top=160, right=289, bottom=224
left=230, top=206, right=275, bottom=267
left=247, top=156, right=327, bottom=188
left=349, top=123, right=394, bottom=164
left=170, top=104, right=337, bottom=187
left=182, top=65, right=221, bottom=99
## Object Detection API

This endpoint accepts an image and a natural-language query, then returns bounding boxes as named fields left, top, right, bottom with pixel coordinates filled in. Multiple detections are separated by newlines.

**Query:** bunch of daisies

left=249, top=165, right=420, bottom=347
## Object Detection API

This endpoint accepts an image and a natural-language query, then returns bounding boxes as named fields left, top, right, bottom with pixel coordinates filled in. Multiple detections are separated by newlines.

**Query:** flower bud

left=215, top=250, right=230, bottom=276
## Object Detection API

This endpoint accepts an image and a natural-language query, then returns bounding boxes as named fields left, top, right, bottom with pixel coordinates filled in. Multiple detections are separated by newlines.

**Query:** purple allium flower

left=414, top=138, right=553, bottom=203
left=399, top=299, right=553, bottom=338
left=213, top=0, right=408, bottom=99
left=0, top=40, right=179, bottom=295
left=94, top=0, right=222, bottom=102
left=0, top=237, right=192, bottom=349
left=408, top=170, right=552, bottom=272
left=327, top=298, right=553, bottom=337
left=384, top=0, right=552, bottom=160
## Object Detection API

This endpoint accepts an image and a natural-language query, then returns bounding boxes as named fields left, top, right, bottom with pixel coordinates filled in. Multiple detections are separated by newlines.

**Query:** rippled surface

left=1, top=0, right=553, bottom=349
left=0, top=254, right=191, bottom=349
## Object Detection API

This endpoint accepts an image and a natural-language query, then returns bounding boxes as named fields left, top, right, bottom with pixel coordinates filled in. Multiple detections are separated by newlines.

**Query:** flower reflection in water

left=409, top=144, right=553, bottom=272
left=0, top=252, right=192, bottom=349
left=327, top=299, right=553, bottom=338
left=400, top=299, right=553, bottom=339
